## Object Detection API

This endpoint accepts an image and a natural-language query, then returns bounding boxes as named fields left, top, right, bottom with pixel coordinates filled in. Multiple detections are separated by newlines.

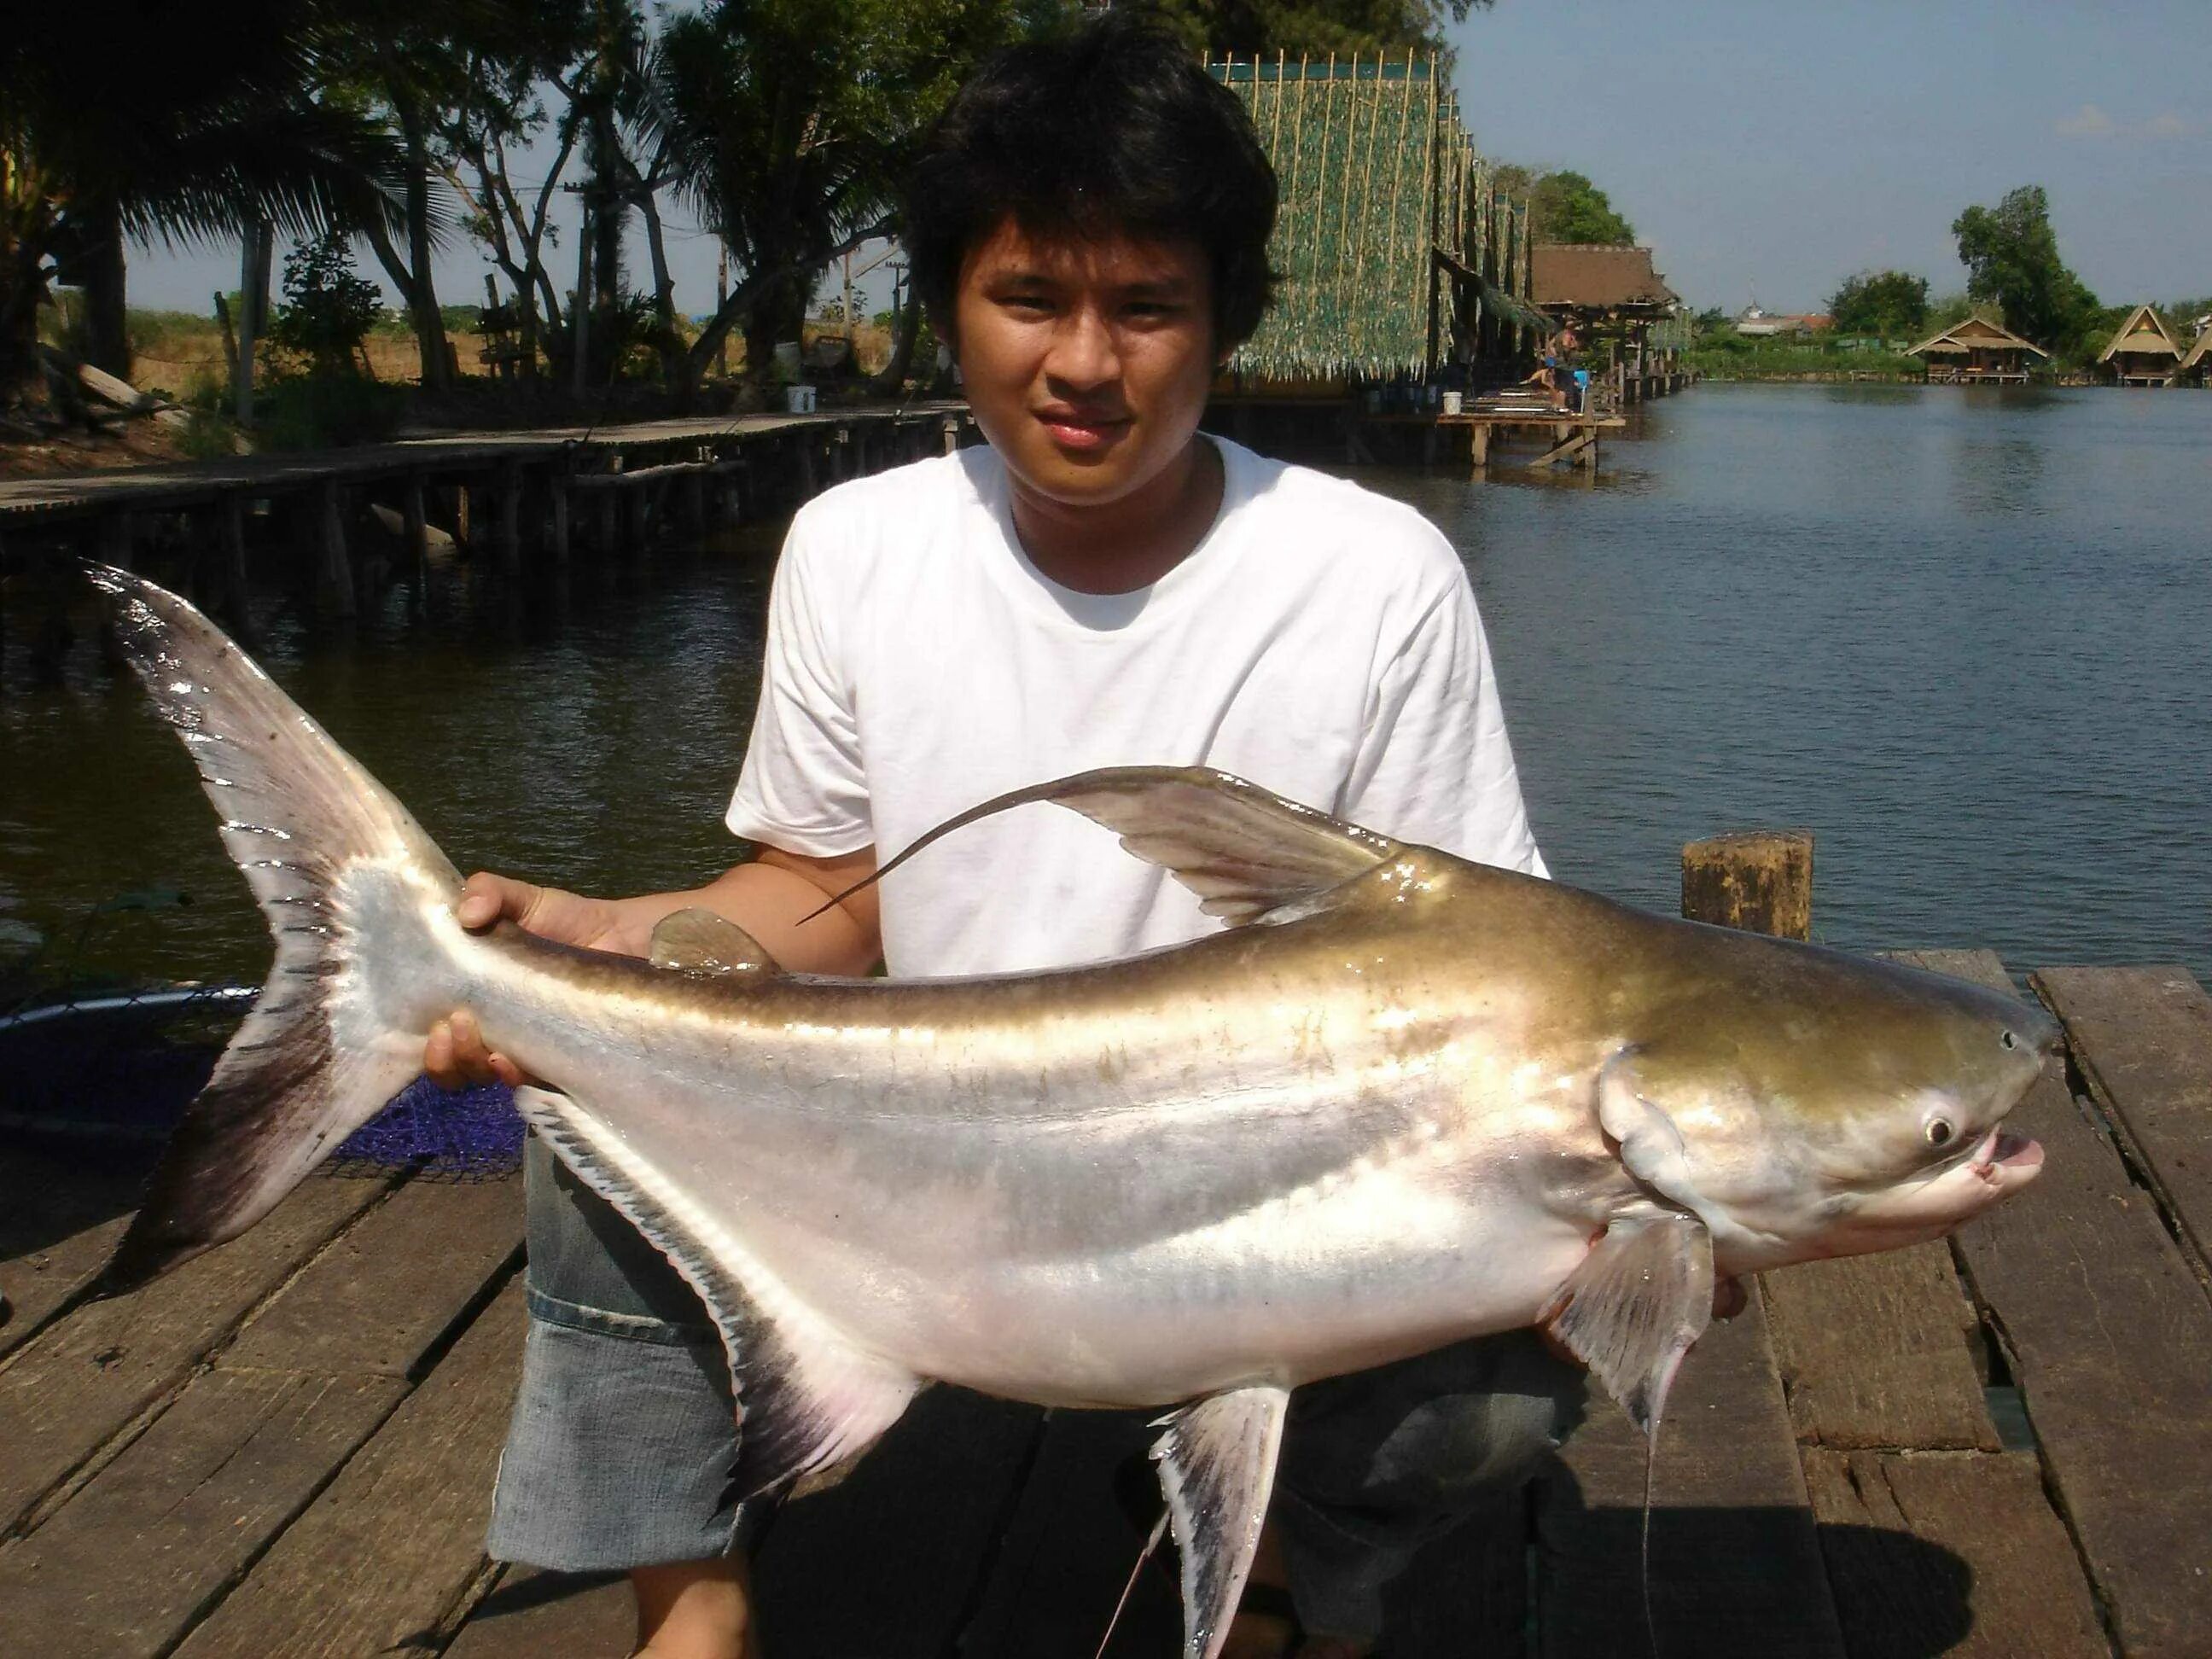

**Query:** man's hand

left=423, top=872, right=622, bottom=1090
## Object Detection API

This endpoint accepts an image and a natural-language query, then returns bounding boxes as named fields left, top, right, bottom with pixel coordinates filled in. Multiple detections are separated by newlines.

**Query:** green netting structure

left=1213, top=55, right=1536, bottom=382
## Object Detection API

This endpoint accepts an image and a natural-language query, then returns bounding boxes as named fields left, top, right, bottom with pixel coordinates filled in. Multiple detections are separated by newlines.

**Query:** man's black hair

left=904, top=12, right=1278, bottom=353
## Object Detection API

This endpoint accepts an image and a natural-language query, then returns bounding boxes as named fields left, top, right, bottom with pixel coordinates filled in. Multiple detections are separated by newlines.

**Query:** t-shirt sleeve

left=725, top=510, right=875, bottom=855
left=1338, top=562, right=1548, bottom=877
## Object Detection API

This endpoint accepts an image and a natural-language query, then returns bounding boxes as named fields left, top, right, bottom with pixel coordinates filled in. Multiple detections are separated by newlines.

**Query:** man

left=430, top=17, right=1578, bottom=1657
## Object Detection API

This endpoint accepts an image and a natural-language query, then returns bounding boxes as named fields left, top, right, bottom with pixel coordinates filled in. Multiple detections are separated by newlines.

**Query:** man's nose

left=1044, top=306, right=1121, bottom=389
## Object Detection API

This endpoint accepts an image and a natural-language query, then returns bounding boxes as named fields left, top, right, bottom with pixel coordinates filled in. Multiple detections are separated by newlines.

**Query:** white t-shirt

left=727, top=434, right=1545, bottom=978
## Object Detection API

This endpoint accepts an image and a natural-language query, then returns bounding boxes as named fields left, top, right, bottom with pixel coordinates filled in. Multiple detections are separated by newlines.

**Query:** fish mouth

left=1966, top=1127, right=2043, bottom=1186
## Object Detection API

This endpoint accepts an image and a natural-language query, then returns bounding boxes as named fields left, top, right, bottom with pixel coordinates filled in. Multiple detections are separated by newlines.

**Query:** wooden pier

left=4, top=841, right=2207, bottom=1655
left=0, top=404, right=975, bottom=621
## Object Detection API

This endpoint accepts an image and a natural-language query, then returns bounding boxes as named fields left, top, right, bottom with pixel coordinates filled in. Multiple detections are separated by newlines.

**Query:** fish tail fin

left=90, top=567, right=464, bottom=1289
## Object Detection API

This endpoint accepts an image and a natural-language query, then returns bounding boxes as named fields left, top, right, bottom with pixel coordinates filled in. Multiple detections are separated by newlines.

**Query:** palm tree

left=1, top=1, right=405, bottom=399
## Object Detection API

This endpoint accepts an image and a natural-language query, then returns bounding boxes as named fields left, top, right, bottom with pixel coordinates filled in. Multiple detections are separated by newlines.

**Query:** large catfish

left=92, top=568, right=2052, bottom=1658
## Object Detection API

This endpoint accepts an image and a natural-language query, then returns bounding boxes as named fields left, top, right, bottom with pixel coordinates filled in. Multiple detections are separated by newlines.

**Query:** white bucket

left=784, top=384, right=817, bottom=415
left=1441, top=391, right=1464, bottom=416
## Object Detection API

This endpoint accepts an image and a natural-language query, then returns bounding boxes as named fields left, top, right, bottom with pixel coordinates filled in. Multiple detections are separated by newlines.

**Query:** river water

left=3, top=383, right=2206, bottom=992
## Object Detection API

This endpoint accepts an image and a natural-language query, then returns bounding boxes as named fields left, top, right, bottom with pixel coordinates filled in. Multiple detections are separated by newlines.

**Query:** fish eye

left=1925, top=1118, right=1955, bottom=1147
left=2000, top=1030, right=2017, bottom=1051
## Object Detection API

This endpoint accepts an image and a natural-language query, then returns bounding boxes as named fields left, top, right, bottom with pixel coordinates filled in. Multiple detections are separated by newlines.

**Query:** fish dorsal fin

left=840, top=767, right=1403, bottom=928
left=509, top=1086, right=920, bottom=1496
left=1540, top=1209, right=1713, bottom=1436
left=1150, top=1383, right=1292, bottom=1659
left=649, top=907, right=778, bottom=976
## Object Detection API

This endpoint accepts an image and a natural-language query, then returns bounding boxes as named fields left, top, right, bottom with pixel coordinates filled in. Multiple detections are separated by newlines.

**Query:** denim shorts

left=486, top=1136, right=768, bottom=1570
left=487, top=1135, right=1585, bottom=1626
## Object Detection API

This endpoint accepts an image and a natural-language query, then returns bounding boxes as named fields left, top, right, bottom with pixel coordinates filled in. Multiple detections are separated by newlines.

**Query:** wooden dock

left=0, top=404, right=975, bottom=620
left=4, top=948, right=2206, bottom=1655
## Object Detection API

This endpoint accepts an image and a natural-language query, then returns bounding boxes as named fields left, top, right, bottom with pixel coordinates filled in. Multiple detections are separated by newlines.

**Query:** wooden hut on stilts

left=2098, top=305, right=2183, bottom=386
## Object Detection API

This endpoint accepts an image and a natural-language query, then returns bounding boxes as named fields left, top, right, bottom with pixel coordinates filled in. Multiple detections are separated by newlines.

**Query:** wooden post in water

left=495, top=461, right=523, bottom=575
left=219, top=492, right=249, bottom=619
left=627, top=479, right=652, bottom=550
left=401, top=474, right=429, bottom=587
left=314, top=480, right=355, bottom=617
left=1470, top=422, right=1491, bottom=474
left=1681, top=830, right=1813, bottom=940
left=548, top=470, right=571, bottom=566
left=942, top=416, right=959, bottom=457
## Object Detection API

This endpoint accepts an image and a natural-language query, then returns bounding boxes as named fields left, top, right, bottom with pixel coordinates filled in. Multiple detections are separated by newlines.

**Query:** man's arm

left=423, top=843, right=880, bottom=1088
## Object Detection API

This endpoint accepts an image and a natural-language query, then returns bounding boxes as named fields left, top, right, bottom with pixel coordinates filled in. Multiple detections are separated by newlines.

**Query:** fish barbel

left=90, top=568, right=2053, bottom=1658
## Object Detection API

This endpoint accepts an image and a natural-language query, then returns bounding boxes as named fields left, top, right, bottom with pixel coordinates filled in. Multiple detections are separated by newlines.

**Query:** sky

left=125, top=1, right=2212, bottom=323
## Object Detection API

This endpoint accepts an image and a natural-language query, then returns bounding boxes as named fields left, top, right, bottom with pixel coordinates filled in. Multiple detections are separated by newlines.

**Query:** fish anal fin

left=1540, top=1209, right=1714, bottom=1437
left=511, top=1086, right=918, bottom=1498
left=649, top=907, right=778, bottom=977
left=1150, top=1383, right=1291, bottom=1659
left=829, top=767, right=1404, bottom=929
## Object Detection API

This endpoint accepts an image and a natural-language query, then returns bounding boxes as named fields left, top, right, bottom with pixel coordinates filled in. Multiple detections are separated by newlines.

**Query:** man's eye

left=1002, top=294, right=1053, bottom=313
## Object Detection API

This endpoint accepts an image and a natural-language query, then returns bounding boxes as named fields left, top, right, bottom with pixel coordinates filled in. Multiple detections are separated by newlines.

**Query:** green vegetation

left=1828, top=271, right=1928, bottom=341
left=267, top=233, right=383, bottom=375
left=1140, top=0, right=1490, bottom=61
left=1491, top=165, right=1635, bottom=244
left=1684, top=332, right=1919, bottom=382
left=1953, top=186, right=2102, bottom=361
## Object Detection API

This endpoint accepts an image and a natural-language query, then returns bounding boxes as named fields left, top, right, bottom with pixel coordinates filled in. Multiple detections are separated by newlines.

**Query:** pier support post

left=681, top=455, right=707, bottom=540
left=314, top=480, right=356, bottom=617
left=101, top=511, right=136, bottom=572
left=1681, top=830, right=1813, bottom=940
left=628, top=480, right=652, bottom=550
left=451, top=483, right=472, bottom=549
left=942, top=416, right=959, bottom=457
left=402, top=473, right=429, bottom=589
left=797, top=436, right=817, bottom=498
left=1469, top=423, right=1491, bottom=474
left=496, top=460, right=523, bottom=575
left=219, top=492, right=250, bottom=620
left=548, top=472, right=571, bottom=567
left=597, top=485, right=619, bottom=556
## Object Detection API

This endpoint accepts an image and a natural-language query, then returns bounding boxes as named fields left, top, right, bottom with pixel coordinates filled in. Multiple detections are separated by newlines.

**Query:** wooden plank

left=1761, top=1243, right=2000, bottom=1452
left=0, top=1214, right=130, bottom=1361
left=1803, top=1447, right=2106, bottom=1659
left=218, top=1176, right=521, bottom=1380
left=1382, top=1490, right=1528, bottom=1658
left=1911, top=949, right=2212, bottom=1657
left=0, top=1369, right=406, bottom=1658
left=2031, top=964, right=2212, bottom=1287
left=440, top=1566, right=632, bottom=1659
left=753, top=1388, right=1040, bottom=1659
left=171, top=1277, right=526, bottom=1657
left=960, top=1408, right=1182, bottom=1659
left=0, top=1173, right=393, bottom=1537
left=1534, top=1294, right=1847, bottom=1658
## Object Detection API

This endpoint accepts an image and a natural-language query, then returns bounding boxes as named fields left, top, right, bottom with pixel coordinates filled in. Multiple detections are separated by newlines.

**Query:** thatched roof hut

left=1530, top=244, right=1679, bottom=317
left=1210, top=52, right=1541, bottom=384
left=1904, top=317, right=2047, bottom=383
left=2182, top=327, right=2212, bottom=383
left=2099, top=305, right=2181, bottom=384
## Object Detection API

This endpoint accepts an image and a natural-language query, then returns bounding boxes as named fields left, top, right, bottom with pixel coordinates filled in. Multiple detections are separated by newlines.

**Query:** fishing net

left=331, top=1076, right=526, bottom=1179
left=1, top=982, right=526, bottom=1179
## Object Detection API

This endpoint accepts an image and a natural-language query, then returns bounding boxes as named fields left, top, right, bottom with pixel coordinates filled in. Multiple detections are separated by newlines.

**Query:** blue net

left=331, top=1077, right=526, bottom=1179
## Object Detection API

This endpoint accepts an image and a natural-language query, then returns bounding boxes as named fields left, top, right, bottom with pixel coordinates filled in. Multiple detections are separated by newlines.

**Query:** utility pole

left=571, top=187, right=594, bottom=397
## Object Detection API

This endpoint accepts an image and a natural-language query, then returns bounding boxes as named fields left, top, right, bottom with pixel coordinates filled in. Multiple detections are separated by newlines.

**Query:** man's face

left=952, top=217, right=1219, bottom=515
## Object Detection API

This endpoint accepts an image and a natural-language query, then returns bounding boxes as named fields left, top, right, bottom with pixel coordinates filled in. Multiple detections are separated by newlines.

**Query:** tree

left=268, top=230, right=383, bottom=374
left=654, top=0, right=1063, bottom=394
left=1138, top=0, right=1488, bottom=61
left=1489, top=166, right=1633, bottom=244
left=1828, top=271, right=1928, bottom=341
left=1951, top=186, right=2099, bottom=353
left=0, top=0, right=405, bottom=399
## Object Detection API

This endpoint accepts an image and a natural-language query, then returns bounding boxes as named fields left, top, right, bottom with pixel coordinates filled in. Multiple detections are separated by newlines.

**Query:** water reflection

left=2, top=385, right=2206, bottom=990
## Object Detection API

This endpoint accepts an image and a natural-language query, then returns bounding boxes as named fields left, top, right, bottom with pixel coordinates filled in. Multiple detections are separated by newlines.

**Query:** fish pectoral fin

left=1539, top=1210, right=1714, bottom=1438
left=1150, top=1383, right=1292, bottom=1659
left=510, top=1086, right=920, bottom=1499
left=830, top=767, right=1405, bottom=928
left=648, top=908, right=779, bottom=977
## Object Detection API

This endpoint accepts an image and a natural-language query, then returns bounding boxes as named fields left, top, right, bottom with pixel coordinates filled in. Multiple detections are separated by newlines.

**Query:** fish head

left=1598, top=949, right=2059, bottom=1271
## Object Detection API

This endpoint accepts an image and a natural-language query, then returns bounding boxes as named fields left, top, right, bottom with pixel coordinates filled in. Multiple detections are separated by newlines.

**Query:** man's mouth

left=1035, top=410, right=1130, bottom=451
